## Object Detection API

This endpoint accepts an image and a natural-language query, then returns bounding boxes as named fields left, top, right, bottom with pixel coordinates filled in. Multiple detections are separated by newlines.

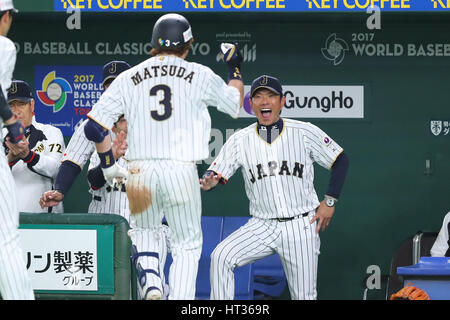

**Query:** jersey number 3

left=150, top=84, right=172, bottom=121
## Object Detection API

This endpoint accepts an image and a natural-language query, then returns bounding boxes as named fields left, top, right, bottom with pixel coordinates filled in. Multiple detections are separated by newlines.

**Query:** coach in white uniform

left=200, top=75, right=350, bottom=300
left=84, top=13, right=244, bottom=300
left=0, top=0, right=34, bottom=300
left=5, top=80, right=65, bottom=213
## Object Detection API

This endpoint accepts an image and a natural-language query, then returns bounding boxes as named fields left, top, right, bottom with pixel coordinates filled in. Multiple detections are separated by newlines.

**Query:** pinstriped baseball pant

left=0, top=152, right=34, bottom=300
left=127, top=160, right=202, bottom=300
left=210, top=212, right=320, bottom=300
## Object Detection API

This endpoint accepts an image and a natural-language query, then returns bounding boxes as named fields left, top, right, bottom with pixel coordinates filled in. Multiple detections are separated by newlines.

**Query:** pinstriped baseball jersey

left=87, top=53, right=241, bottom=299
left=63, top=120, right=129, bottom=218
left=208, top=118, right=344, bottom=219
left=0, top=35, right=16, bottom=108
left=0, top=34, right=34, bottom=300
left=87, top=55, right=240, bottom=162
left=62, top=119, right=95, bottom=169
left=88, top=152, right=129, bottom=221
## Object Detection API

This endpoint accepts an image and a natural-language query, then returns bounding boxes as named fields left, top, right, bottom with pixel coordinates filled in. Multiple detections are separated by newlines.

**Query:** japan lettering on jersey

left=87, top=55, right=240, bottom=162
left=208, top=119, right=344, bottom=219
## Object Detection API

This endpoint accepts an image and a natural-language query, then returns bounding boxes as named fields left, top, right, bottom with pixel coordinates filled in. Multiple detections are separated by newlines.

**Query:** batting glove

left=5, top=120, right=25, bottom=144
left=102, top=162, right=129, bottom=187
left=220, top=42, right=243, bottom=81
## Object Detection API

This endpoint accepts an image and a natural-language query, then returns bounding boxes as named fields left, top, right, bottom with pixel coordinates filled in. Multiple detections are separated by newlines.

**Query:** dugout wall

left=19, top=213, right=132, bottom=299
left=8, top=7, right=450, bottom=299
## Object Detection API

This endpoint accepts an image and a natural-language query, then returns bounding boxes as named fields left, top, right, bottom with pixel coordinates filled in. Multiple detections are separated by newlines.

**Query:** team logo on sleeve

left=323, top=136, right=332, bottom=146
left=36, top=71, right=73, bottom=113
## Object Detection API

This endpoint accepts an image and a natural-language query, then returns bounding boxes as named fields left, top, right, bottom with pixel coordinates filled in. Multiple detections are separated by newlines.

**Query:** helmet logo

left=158, top=38, right=164, bottom=46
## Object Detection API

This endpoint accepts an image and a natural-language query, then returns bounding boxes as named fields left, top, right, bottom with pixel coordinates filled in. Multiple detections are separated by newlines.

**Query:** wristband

left=228, top=66, right=242, bottom=82
left=98, top=149, right=115, bottom=169
left=22, top=151, right=35, bottom=163
left=9, top=159, right=17, bottom=168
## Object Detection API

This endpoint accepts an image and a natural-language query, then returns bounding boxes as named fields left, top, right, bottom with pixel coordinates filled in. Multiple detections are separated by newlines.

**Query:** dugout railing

left=19, top=213, right=132, bottom=300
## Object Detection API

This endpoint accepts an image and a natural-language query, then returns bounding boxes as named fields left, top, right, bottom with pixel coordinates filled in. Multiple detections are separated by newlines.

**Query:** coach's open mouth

left=261, top=108, right=272, bottom=119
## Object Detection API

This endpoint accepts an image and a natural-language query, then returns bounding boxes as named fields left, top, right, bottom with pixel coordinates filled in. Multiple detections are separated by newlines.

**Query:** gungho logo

left=36, top=71, right=72, bottom=112
left=322, top=33, right=349, bottom=66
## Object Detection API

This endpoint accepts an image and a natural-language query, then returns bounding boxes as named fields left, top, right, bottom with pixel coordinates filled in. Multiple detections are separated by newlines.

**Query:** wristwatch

left=324, top=195, right=337, bottom=207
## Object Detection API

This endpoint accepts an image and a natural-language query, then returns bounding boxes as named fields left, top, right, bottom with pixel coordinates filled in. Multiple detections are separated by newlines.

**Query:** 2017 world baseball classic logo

left=36, top=71, right=72, bottom=113
left=34, top=66, right=103, bottom=136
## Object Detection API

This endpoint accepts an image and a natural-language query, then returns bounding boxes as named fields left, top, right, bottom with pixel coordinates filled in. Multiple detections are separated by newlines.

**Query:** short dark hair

left=0, top=9, right=13, bottom=19
left=150, top=38, right=194, bottom=57
left=103, top=77, right=115, bottom=89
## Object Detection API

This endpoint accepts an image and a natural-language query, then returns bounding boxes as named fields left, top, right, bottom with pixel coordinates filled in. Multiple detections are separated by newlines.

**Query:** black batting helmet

left=150, top=13, right=193, bottom=50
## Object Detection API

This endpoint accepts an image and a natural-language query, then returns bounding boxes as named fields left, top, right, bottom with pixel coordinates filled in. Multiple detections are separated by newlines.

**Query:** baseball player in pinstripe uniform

left=200, top=75, right=350, bottom=300
left=40, top=61, right=172, bottom=299
left=39, top=61, right=131, bottom=212
left=87, top=115, right=129, bottom=220
left=84, top=13, right=244, bottom=300
left=0, top=0, right=34, bottom=300
left=5, top=80, right=65, bottom=213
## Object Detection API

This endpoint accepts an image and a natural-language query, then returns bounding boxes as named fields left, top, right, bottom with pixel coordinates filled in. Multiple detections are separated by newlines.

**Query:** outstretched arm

left=310, top=152, right=349, bottom=233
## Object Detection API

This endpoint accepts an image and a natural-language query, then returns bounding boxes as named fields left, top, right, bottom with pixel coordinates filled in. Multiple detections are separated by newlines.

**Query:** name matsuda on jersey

left=130, top=64, right=195, bottom=85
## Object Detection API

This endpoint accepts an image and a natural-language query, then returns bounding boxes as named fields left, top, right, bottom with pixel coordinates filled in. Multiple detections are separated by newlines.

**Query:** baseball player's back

left=90, top=55, right=240, bottom=162
left=86, top=13, right=244, bottom=300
